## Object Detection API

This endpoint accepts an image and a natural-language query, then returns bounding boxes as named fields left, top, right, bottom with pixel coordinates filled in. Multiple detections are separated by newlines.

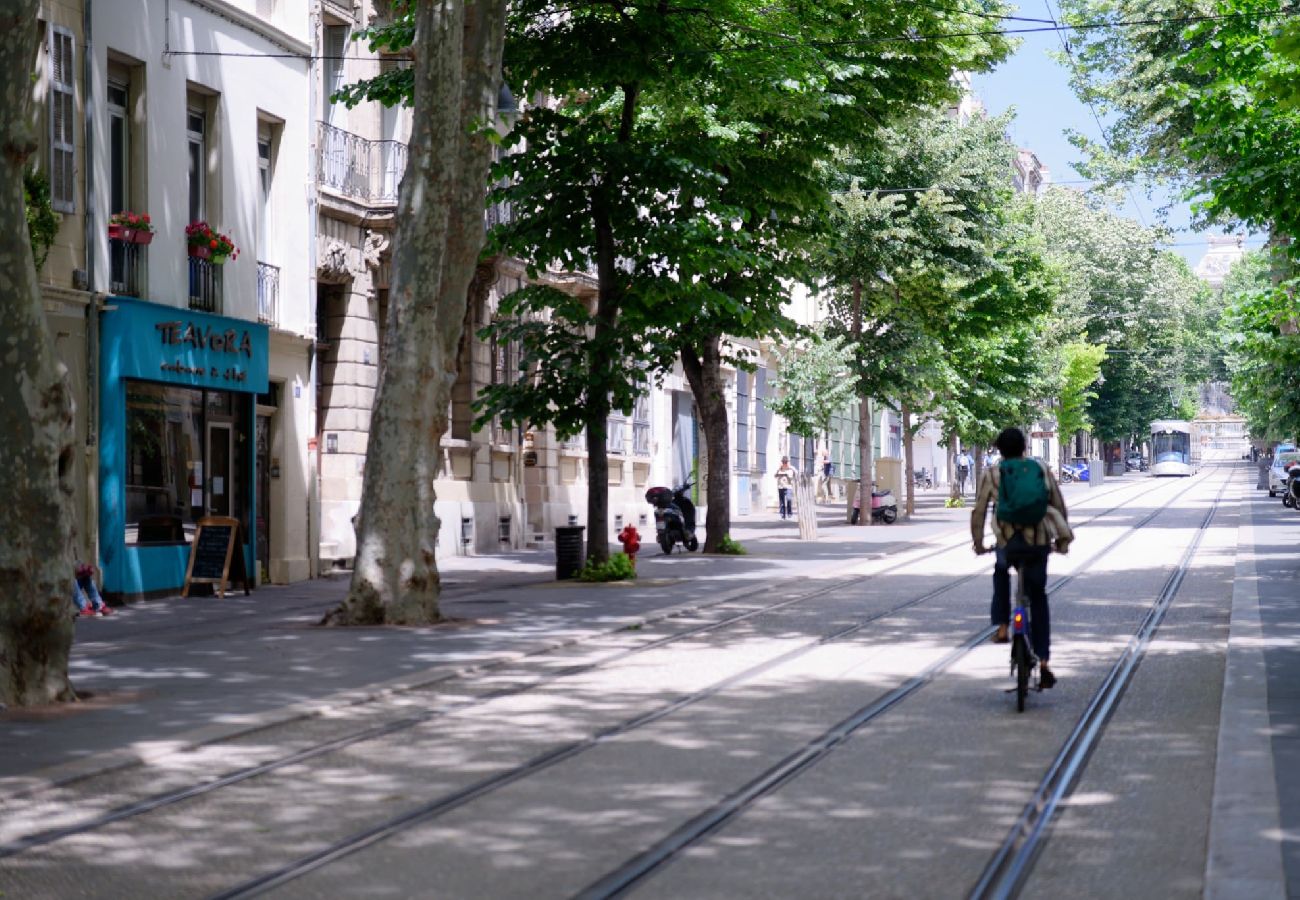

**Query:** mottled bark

left=328, top=0, right=508, bottom=626
left=0, top=0, right=77, bottom=706
left=680, top=335, right=729, bottom=552
left=902, top=402, right=914, bottom=518
left=948, top=436, right=960, bottom=499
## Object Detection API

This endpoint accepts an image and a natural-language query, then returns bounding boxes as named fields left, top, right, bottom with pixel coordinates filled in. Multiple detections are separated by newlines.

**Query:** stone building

left=34, top=0, right=316, bottom=597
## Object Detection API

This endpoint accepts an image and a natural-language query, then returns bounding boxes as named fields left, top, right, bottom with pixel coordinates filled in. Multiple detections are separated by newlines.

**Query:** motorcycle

left=1060, top=461, right=1090, bottom=484
left=913, top=468, right=933, bottom=490
left=645, top=481, right=699, bottom=553
left=851, top=485, right=898, bottom=524
left=1284, top=463, right=1300, bottom=510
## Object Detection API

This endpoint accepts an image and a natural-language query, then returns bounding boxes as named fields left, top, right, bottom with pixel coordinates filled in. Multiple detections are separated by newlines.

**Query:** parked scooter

left=851, top=485, right=899, bottom=524
left=645, top=481, right=699, bottom=553
left=1284, top=462, right=1300, bottom=510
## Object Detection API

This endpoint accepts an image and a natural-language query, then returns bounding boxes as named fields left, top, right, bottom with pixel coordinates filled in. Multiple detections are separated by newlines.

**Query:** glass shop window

left=124, top=381, right=251, bottom=545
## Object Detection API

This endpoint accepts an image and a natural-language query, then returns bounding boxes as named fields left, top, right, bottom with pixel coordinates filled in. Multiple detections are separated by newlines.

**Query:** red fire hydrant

left=617, top=525, right=641, bottom=567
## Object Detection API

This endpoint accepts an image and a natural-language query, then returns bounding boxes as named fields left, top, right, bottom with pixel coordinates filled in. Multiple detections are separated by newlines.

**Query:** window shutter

left=49, top=27, right=76, bottom=212
left=735, top=371, right=749, bottom=467
left=755, top=368, right=769, bottom=472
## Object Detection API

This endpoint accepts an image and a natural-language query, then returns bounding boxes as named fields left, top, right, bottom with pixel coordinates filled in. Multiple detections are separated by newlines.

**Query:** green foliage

left=1054, top=0, right=1216, bottom=202
left=767, top=324, right=857, bottom=440
left=330, top=4, right=415, bottom=109
left=1220, top=249, right=1300, bottom=439
left=1055, top=340, right=1107, bottom=440
left=1173, top=0, right=1300, bottom=239
left=822, top=111, right=1059, bottom=449
left=23, top=168, right=60, bottom=271
left=578, top=552, right=637, bottom=582
left=1032, top=189, right=1211, bottom=440
left=715, top=535, right=747, bottom=556
left=944, top=496, right=966, bottom=508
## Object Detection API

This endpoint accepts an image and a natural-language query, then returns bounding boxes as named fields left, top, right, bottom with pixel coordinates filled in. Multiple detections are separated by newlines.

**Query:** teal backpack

left=996, top=458, right=1049, bottom=526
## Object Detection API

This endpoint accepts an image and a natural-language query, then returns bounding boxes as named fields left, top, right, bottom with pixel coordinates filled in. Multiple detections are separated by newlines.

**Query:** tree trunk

left=857, top=396, right=872, bottom=525
left=329, top=0, right=508, bottom=626
left=948, top=436, right=959, bottom=500
left=849, top=278, right=871, bottom=526
left=0, top=0, right=78, bottom=706
left=681, top=335, right=729, bottom=552
left=902, top=403, right=914, bottom=518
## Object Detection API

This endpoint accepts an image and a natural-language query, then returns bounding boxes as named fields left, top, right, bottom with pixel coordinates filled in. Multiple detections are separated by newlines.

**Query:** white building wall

left=92, top=0, right=315, bottom=583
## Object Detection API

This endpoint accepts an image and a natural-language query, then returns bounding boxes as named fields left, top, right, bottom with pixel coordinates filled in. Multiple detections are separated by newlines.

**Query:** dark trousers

left=778, top=487, right=792, bottom=518
left=991, top=543, right=1051, bottom=662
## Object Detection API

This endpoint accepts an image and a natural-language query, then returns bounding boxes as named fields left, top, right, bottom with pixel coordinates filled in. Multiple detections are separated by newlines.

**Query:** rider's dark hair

left=994, top=427, right=1027, bottom=459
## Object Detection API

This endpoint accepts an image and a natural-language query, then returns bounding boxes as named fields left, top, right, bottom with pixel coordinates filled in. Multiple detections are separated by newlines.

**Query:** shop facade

left=98, top=297, right=269, bottom=599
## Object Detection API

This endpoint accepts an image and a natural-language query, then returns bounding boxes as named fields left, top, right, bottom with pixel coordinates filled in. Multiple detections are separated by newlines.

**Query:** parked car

left=1270, top=451, right=1300, bottom=497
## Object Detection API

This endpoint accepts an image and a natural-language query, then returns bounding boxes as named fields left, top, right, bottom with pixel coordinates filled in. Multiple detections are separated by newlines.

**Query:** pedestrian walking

left=775, top=456, right=796, bottom=519
left=957, top=450, right=973, bottom=495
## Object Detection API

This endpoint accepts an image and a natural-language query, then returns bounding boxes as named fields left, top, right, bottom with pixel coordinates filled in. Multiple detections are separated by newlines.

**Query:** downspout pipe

left=83, top=0, right=99, bottom=565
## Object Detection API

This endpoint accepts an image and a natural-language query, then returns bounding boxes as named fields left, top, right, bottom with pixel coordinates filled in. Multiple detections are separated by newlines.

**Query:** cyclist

left=971, top=427, right=1071, bottom=688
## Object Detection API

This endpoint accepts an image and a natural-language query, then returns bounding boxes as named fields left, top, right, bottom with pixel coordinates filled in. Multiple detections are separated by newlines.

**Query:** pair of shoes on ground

left=1039, top=667, right=1057, bottom=689
left=79, top=606, right=113, bottom=617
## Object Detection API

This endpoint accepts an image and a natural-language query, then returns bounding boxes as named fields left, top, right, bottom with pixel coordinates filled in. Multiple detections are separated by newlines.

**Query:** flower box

left=132, top=230, right=154, bottom=245
left=108, top=224, right=136, bottom=242
left=188, top=243, right=212, bottom=260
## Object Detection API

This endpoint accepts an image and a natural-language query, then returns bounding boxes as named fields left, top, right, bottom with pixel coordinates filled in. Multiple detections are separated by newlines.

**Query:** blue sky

left=972, top=28, right=1266, bottom=268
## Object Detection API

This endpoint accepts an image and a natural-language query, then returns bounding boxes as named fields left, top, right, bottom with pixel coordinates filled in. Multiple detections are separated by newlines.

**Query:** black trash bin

left=555, top=525, right=586, bottom=580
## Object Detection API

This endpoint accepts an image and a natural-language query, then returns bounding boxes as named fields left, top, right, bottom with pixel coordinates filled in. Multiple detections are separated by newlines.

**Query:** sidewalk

left=1207, top=480, right=1300, bottom=899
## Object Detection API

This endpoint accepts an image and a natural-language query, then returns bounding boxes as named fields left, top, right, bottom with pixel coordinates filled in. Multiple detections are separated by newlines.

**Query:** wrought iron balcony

left=257, top=261, right=280, bottom=326
left=188, top=256, right=223, bottom=314
left=317, top=121, right=407, bottom=206
left=109, top=238, right=147, bottom=298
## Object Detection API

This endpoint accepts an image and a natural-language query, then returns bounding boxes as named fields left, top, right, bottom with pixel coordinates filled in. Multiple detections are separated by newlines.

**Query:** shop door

left=207, top=423, right=233, bottom=517
left=256, top=415, right=271, bottom=579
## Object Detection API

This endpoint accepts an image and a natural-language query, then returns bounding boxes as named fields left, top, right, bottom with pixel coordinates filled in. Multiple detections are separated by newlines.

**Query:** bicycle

left=1007, top=563, right=1037, bottom=712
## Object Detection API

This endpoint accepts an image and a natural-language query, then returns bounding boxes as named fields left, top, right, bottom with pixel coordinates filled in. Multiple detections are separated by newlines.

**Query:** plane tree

left=0, top=0, right=78, bottom=705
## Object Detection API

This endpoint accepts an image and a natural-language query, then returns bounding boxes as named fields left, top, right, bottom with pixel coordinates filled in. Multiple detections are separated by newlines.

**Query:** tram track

left=168, top=473, right=1212, bottom=899
left=967, top=471, right=1233, bottom=899
left=567, top=464, right=1236, bottom=900
left=0, top=476, right=1175, bottom=866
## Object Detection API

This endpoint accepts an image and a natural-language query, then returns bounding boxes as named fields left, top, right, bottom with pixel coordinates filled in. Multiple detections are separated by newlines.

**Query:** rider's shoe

left=1039, top=666, right=1057, bottom=689
left=991, top=624, right=1009, bottom=644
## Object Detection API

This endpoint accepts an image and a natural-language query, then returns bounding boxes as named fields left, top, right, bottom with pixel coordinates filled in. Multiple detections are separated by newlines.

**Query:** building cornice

left=184, top=0, right=312, bottom=58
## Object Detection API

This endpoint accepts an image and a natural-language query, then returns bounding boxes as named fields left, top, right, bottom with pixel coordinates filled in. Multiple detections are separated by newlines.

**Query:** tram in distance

left=1150, top=419, right=1201, bottom=476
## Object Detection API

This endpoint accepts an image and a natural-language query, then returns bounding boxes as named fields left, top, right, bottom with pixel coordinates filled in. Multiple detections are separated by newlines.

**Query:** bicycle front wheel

left=1013, top=637, right=1030, bottom=712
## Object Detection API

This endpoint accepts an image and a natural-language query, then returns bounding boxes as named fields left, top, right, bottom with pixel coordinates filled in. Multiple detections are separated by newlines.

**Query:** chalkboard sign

left=182, top=516, right=252, bottom=598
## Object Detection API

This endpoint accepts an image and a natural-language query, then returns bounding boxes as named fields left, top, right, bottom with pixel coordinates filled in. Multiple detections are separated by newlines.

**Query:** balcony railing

left=257, top=261, right=280, bottom=326
left=188, top=256, right=223, bottom=313
left=317, top=121, right=407, bottom=206
left=109, top=238, right=147, bottom=298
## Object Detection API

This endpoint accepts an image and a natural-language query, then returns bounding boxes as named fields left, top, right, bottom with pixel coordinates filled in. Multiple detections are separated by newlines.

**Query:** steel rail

left=3, top=477, right=1166, bottom=856
left=200, top=474, right=1204, bottom=900
left=966, top=470, right=1233, bottom=900
left=570, top=467, right=1232, bottom=900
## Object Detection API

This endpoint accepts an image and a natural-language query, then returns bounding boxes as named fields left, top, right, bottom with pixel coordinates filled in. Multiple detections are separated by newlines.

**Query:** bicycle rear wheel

left=1012, top=636, right=1030, bottom=712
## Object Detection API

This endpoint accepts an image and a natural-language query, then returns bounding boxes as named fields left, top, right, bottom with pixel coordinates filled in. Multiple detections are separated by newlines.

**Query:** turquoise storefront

left=99, top=297, right=269, bottom=599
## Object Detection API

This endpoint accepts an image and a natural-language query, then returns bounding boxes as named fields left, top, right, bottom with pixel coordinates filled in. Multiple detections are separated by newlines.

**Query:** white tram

left=1150, top=419, right=1200, bottom=476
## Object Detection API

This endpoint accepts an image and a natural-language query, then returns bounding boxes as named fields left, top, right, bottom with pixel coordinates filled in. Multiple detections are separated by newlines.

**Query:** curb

left=1204, top=487, right=1286, bottom=900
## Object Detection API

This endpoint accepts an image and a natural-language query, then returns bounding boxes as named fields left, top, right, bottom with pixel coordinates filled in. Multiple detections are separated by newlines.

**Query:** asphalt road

left=0, top=460, right=1272, bottom=899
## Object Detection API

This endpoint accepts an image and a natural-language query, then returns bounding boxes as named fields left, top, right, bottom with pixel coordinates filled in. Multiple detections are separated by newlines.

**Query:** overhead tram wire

left=160, top=7, right=1300, bottom=60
